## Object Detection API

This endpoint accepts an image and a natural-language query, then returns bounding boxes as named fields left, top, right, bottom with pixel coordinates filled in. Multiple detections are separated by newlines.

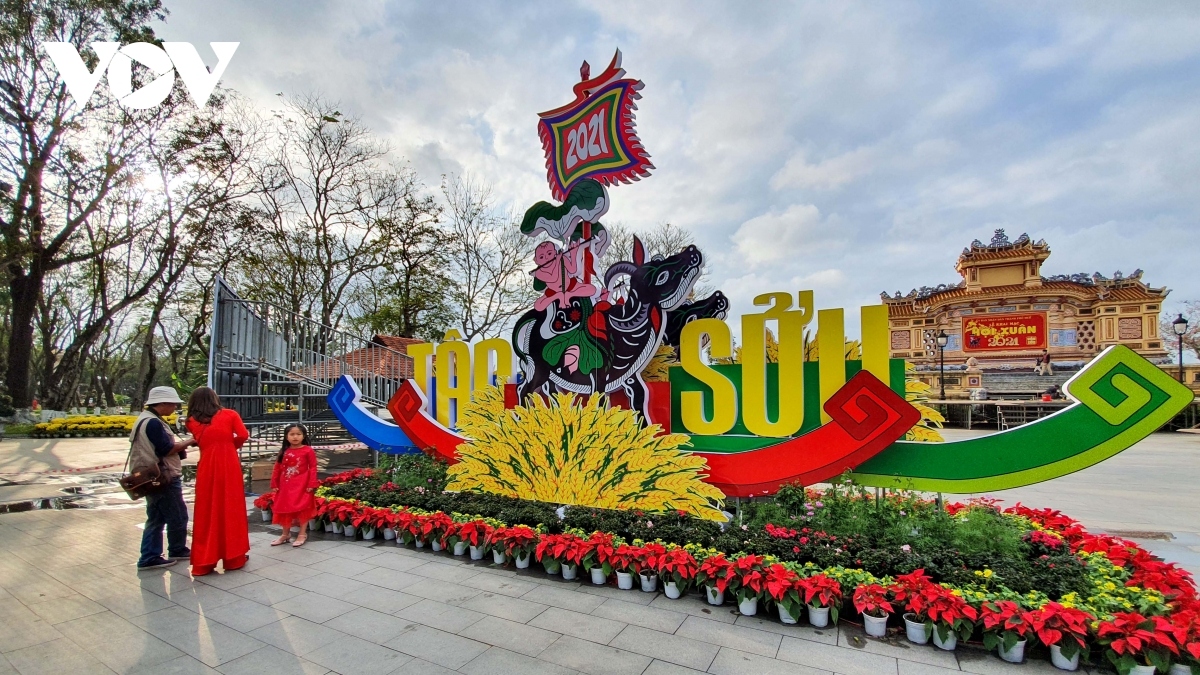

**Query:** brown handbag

left=119, top=418, right=168, bottom=501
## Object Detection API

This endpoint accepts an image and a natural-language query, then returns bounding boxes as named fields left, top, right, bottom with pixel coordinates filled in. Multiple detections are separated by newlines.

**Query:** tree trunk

left=131, top=301, right=167, bottom=410
left=5, top=270, right=42, bottom=407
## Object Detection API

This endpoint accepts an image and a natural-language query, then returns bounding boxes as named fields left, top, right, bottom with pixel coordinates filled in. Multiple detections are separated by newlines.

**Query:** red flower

left=697, top=554, right=735, bottom=594
left=853, top=584, right=894, bottom=618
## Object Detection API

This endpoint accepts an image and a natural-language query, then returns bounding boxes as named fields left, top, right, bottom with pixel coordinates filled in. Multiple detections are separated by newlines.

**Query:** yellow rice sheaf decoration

left=447, top=386, right=726, bottom=521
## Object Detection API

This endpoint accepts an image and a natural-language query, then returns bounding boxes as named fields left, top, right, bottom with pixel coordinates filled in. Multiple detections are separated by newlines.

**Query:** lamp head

left=936, top=329, right=949, bottom=347
left=1173, top=314, right=1189, bottom=336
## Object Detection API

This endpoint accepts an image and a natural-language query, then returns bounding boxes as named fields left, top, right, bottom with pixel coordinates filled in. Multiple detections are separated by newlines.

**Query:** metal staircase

left=207, top=278, right=411, bottom=449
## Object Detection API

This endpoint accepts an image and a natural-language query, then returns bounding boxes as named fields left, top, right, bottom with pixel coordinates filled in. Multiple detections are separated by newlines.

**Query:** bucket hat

left=145, top=386, right=185, bottom=405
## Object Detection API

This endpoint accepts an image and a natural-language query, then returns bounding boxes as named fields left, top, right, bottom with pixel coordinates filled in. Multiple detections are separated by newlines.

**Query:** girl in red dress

left=186, top=387, right=251, bottom=576
left=270, top=424, right=318, bottom=547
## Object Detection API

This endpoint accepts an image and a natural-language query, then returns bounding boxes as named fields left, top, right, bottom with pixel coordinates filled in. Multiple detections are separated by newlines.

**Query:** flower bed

left=32, top=413, right=179, bottom=438
left=314, top=460, right=1199, bottom=673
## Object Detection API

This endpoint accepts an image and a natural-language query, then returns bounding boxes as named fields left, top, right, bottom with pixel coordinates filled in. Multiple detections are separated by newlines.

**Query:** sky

left=154, top=0, right=1200, bottom=341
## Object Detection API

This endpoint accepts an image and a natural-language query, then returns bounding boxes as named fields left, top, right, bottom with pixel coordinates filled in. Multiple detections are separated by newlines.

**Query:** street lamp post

left=936, top=329, right=949, bottom=401
left=1173, top=314, right=1189, bottom=384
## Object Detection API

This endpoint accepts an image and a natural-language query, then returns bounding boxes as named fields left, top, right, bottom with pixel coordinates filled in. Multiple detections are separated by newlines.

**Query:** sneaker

left=138, top=557, right=178, bottom=570
left=169, top=548, right=191, bottom=559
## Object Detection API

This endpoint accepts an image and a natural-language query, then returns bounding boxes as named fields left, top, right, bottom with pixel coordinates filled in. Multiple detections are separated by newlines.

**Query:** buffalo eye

left=656, top=270, right=669, bottom=285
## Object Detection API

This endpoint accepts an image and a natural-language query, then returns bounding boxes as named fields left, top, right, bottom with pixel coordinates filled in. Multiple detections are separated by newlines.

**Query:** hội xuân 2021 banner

left=962, top=312, right=1046, bottom=352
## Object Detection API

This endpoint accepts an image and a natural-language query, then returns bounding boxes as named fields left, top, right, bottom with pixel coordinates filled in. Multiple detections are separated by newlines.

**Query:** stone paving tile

left=351, top=566, right=424, bottom=592
left=647, top=593, right=738, bottom=624
left=897, top=661, right=964, bottom=675
left=323, top=607, right=414, bottom=645
left=574, top=583, right=657, bottom=606
left=776, top=635, right=900, bottom=675
left=837, top=624, right=961, bottom=669
left=521, top=584, right=607, bottom=613
left=304, top=556, right=376, bottom=578
left=460, top=615, right=562, bottom=657
left=321, top=544, right=385, bottom=562
left=406, top=560, right=483, bottom=583
left=708, top=647, right=833, bottom=675
left=276, top=572, right=368, bottom=599
left=675, top=614, right=782, bottom=658
left=247, top=561, right=321, bottom=584
left=55, top=611, right=184, bottom=673
left=382, top=622, right=489, bottom=670
left=528, top=606, right=626, bottom=644
left=393, top=598, right=487, bottom=633
left=5, top=575, right=74, bottom=605
left=128, top=607, right=267, bottom=668
left=459, top=570, right=543, bottom=597
left=253, top=547, right=332, bottom=568
left=386, top=657, right=458, bottom=675
left=303, top=635, right=410, bottom=675
left=590, top=597, right=687, bottom=633
left=733, top=615, right=839, bottom=645
left=340, top=585, right=422, bottom=614
left=200, top=598, right=291, bottom=634
left=89, top=586, right=178, bottom=619
left=247, top=617, right=345, bottom=657
left=2, top=636, right=116, bottom=675
left=358, top=549, right=427, bottom=572
left=270, top=591, right=357, bottom=624
left=129, top=654, right=220, bottom=674
left=460, top=590, right=549, bottom=623
left=229, top=579, right=307, bottom=607
left=43, top=563, right=123, bottom=587
left=537, top=634, right=653, bottom=675
left=25, top=593, right=107, bottom=624
left=232, top=556, right=280, bottom=575
left=608, top=625, right=720, bottom=672
left=0, top=612, right=63, bottom=653
left=956, top=649, right=1066, bottom=674
left=190, top=570, right=263, bottom=591
left=160, top=582, right=244, bottom=614
left=212, top=644, right=327, bottom=675
left=397, top=577, right=481, bottom=605
left=459, top=646, right=582, bottom=675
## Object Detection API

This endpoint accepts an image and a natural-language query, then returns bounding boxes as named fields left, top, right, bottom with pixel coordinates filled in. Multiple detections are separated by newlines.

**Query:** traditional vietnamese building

left=882, top=230, right=1169, bottom=398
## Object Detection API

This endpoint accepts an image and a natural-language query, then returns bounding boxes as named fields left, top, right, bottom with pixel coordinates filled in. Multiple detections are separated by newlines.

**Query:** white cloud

left=770, top=146, right=878, bottom=191
left=732, top=204, right=841, bottom=265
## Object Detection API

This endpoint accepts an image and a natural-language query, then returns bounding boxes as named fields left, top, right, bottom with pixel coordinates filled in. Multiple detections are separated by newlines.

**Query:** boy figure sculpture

left=132, top=386, right=196, bottom=569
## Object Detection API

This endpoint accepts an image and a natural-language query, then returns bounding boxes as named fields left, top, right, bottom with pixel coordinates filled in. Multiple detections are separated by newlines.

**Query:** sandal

left=292, top=536, right=307, bottom=548
left=271, top=535, right=290, bottom=546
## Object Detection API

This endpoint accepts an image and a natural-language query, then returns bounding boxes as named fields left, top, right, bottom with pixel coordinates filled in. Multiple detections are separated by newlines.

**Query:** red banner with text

left=962, top=312, right=1047, bottom=352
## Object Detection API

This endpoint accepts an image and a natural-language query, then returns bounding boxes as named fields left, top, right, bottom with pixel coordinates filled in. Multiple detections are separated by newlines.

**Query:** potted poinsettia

left=658, top=547, right=698, bottom=599
left=923, top=585, right=978, bottom=651
left=1097, top=612, right=1180, bottom=675
left=314, top=497, right=335, bottom=532
left=765, top=563, right=803, bottom=624
left=797, top=573, right=842, bottom=628
left=535, top=532, right=587, bottom=579
left=455, top=518, right=493, bottom=560
left=253, top=492, right=274, bottom=522
left=581, top=532, right=618, bottom=585
left=492, top=525, right=538, bottom=568
left=891, top=569, right=937, bottom=645
left=980, top=600, right=1035, bottom=663
left=633, top=542, right=666, bottom=592
left=417, top=511, right=453, bottom=550
left=608, top=544, right=639, bottom=589
left=329, top=500, right=362, bottom=538
left=1029, top=601, right=1094, bottom=671
left=351, top=506, right=383, bottom=540
left=853, top=583, right=894, bottom=637
left=697, top=553, right=735, bottom=606
left=728, top=554, right=768, bottom=616
left=392, top=509, right=420, bottom=546
left=1169, top=607, right=1200, bottom=675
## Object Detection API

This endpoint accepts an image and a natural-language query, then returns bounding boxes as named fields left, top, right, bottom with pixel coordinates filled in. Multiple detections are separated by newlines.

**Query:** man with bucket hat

left=131, top=386, right=197, bottom=569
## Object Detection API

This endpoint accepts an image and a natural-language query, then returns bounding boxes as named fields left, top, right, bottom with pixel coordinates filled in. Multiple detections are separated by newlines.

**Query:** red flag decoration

left=538, top=50, right=654, bottom=201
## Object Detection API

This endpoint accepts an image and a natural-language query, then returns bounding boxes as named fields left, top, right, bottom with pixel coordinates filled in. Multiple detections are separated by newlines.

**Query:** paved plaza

left=0, top=429, right=1196, bottom=674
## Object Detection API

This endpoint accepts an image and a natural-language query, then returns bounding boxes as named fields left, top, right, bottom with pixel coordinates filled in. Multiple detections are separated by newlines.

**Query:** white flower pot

left=931, top=627, right=956, bottom=651
left=543, top=560, right=561, bottom=576
left=415, top=539, right=426, bottom=548
left=779, top=605, right=801, bottom=624
left=383, top=527, right=396, bottom=540
left=640, top=574, right=657, bottom=593
left=260, top=510, right=271, bottom=522
left=617, top=572, right=634, bottom=590
left=453, top=542, right=468, bottom=556
left=1050, top=645, right=1079, bottom=671
left=808, top=605, right=830, bottom=628
left=904, top=614, right=929, bottom=645
left=309, top=519, right=320, bottom=531
left=1130, top=666, right=1157, bottom=675
left=999, top=639, right=1026, bottom=664
left=738, top=597, right=758, bottom=616
left=493, top=550, right=507, bottom=565
left=431, top=540, right=443, bottom=552
left=590, top=568, right=606, bottom=585
left=332, top=522, right=343, bottom=534
left=361, top=527, right=375, bottom=540
left=562, top=564, right=578, bottom=580
left=515, top=553, right=530, bottom=569
left=324, top=521, right=334, bottom=533
left=705, top=585, right=724, bottom=606
left=469, top=545, right=484, bottom=561
left=1169, top=664, right=1192, bottom=675
left=664, top=581, right=682, bottom=599
left=343, top=525, right=356, bottom=538
left=863, top=612, right=888, bottom=637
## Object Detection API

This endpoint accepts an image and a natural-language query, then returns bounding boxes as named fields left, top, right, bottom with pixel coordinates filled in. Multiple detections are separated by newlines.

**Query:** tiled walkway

left=0, top=508, right=1101, bottom=675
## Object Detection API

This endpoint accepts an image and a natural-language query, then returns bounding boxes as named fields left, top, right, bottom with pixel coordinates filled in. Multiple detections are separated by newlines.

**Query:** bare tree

left=1161, top=301, right=1200, bottom=362
left=443, top=175, right=536, bottom=341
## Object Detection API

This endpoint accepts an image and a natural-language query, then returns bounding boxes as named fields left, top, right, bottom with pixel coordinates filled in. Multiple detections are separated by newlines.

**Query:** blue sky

left=157, top=1, right=1200, bottom=339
